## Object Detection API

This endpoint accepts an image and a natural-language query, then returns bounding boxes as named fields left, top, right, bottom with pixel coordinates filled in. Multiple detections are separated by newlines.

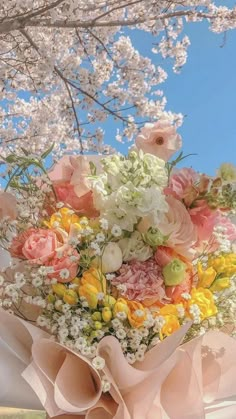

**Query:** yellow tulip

left=113, top=298, right=129, bottom=317
left=79, top=283, right=99, bottom=309
left=81, top=268, right=106, bottom=294
left=94, top=321, right=102, bottom=330
left=102, top=307, right=112, bottom=323
left=161, top=315, right=180, bottom=338
left=103, top=295, right=116, bottom=308
left=52, top=283, right=67, bottom=297
left=63, top=289, right=78, bottom=305
left=92, top=311, right=102, bottom=321
left=197, top=263, right=217, bottom=288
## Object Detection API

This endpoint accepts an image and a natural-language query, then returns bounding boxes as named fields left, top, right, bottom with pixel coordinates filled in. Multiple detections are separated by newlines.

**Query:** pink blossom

left=158, top=196, right=197, bottom=259
left=165, top=168, right=198, bottom=206
left=112, top=258, right=166, bottom=305
left=46, top=248, right=79, bottom=283
left=54, top=182, right=99, bottom=217
left=135, top=119, right=182, bottom=162
left=216, top=214, right=236, bottom=242
left=0, top=191, right=17, bottom=220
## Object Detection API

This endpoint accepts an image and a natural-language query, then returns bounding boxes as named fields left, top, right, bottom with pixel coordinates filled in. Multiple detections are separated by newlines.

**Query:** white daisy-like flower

left=126, top=353, right=136, bottom=365
left=70, top=325, right=79, bottom=337
left=56, top=202, right=65, bottom=208
left=32, top=277, right=43, bottom=287
left=116, top=328, right=127, bottom=339
left=97, top=292, right=105, bottom=301
left=135, top=351, right=145, bottom=362
left=92, top=356, right=105, bottom=370
left=55, top=300, right=63, bottom=310
left=37, top=316, right=48, bottom=327
left=81, top=347, right=91, bottom=356
left=57, top=315, right=66, bottom=326
left=96, top=232, right=105, bottom=242
left=106, top=273, right=115, bottom=281
left=116, top=311, right=127, bottom=320
left=100, top=218, right=109, bottom=230
left=59, top=269, right=70, bottom=280
left=111, top=318, right=122, bottom=329
left=111, top=224, right=122, bottom=237
left=58, top=328, right=69, bottom=339
left=101, top=377, right=111, bottom=393
left=75, top=337, right=87, bottom=349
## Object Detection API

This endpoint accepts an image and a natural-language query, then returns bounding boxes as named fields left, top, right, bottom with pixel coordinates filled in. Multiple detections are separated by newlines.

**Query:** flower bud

left=197, top=263, right=216, bottom=288
left=113, top=298, right=129, bottom=316
left=63, top=289, right=78, bottom=305
left=92, top=311, right=102, bottom=321
left=103, top=295, right=116, bottom=308
left=142, top=227, right=167, bottom=247
left=93, top=243, right=123, bottom=273
left=94, top=321, right=102, bottom=330
left=163, top=258, right=186, bottom=286
left=52, top=283, right=67, bottom=297
left=47, top=294, right=56, bottom=303
left=102, top=307, right=112, bottom=323
left=79, top=283, right=99, bottom=309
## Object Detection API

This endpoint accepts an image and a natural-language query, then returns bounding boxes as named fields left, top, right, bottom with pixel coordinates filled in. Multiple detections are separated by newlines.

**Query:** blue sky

left=107, top=19, right=236, bottom=176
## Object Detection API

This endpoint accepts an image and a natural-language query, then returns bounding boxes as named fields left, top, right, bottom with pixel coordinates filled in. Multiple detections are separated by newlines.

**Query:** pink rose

left=49, top=155, right=102, bottom=216
left=22, top=229, right=59, bottom=263
left=165, top=168, right=198, bottom=206
left=46, top=248, right=79, bottom=283
left=158, top=196, right=197, bottom=259
left=0, top=191, right=17, bottom=220
left=135, top=119, right=182, bottom=162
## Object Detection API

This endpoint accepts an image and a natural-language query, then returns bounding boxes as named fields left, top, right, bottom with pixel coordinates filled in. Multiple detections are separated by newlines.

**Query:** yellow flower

left=127, top=301, right=147, bottom=328
left=79, top=283, right=99, bottom=309
left=63, top=289, right=78, bottom=305
left=91, top=311, right=102, bottom=321
left=78, top=268, right=106, bottom=309
left=113, top=298, right=129, bottom=317
left=197, top=263, right=217, bottom=288
left=80, top=268, right=106, bottom=293
left=210, top=277, right=231, bottom=292
left=208, top=254, right=236, bottom=276
left=159, top=304, right=178, bottom=316
left=44, top=207, right=83, bottom=233
left=188, top=288, right=217, bottom=320
left=52, top=283, right=67, bottom=297
left=102, top=307, right=112, bottom=322
left=161, top=315, right=180, bottom=338
left=103, top=295, right=116, bottom=308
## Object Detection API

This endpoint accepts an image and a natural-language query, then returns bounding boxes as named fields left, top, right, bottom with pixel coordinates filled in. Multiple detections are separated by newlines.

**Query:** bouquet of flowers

left=0, top=120, right=236, bottom=418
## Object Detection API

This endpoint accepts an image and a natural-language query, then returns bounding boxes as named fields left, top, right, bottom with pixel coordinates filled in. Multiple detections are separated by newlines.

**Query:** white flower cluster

left=91, top=151, right=168, bottom=231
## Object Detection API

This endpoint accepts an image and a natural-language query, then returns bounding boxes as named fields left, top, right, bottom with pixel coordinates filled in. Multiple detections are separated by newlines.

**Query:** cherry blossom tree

left=0, top=1, right=236, bottom=156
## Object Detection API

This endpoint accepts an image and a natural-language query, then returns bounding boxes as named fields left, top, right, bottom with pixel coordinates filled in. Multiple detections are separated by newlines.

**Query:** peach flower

left=0, top=191, right=17, bottom=220
left=49, top=155, right=102, bottom=216
left=158, top=196, right=197, bottom=259
left=189, top=200, right=218, bottom=244
left=155, top=246, right=193, bottom=303
left=135, top=119, right=182, bottom=162
left=165, top=168, right=199, bottom=206
left=10, top=229, right=59, bottom=263
left=46, top=248, right=79, bottom=283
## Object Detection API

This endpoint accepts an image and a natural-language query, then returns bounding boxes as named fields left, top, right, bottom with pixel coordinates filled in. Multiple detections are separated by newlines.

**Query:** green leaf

left=89, top=161, right=97, bottom=176
left=41, top=142, right=55, bottom=159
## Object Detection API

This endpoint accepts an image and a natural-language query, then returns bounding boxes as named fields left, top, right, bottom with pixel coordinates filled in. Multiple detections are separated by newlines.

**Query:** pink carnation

left=135, top=119, right=182, bottom=162
left=112, top=258, right=166, bottom=304
left=158, top=196, right=197, bottom=259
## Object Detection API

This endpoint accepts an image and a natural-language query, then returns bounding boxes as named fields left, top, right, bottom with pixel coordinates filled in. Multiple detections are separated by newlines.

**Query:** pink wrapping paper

left=0, top=309, right=236, bottom=419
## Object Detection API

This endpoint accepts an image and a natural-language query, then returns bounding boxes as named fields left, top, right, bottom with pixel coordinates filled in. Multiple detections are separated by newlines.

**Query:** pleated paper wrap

left=1, top=310, right=236, bottom=419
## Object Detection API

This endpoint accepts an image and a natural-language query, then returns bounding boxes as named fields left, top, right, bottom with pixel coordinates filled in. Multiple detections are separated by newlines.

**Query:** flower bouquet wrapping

left=0, top=120, right=236, bottom=418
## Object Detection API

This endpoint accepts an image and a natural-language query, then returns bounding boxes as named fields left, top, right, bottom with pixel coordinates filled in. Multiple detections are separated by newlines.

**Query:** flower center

left=155, top=136, right=164, bottom=145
